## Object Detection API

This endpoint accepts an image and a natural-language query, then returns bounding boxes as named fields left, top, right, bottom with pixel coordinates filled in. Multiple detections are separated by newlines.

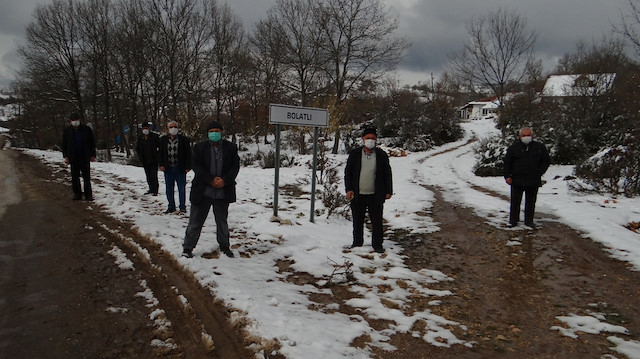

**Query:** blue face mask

left=208, top=131, right=222, bottom=142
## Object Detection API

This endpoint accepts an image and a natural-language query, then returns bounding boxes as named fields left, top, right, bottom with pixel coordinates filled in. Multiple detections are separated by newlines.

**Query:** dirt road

left=0, top=150, right=254, bottom=358
left=1, top=147, right=640, bottom=359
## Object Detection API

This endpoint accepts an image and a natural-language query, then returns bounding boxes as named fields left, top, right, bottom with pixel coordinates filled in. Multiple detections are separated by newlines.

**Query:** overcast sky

left=0, top=0, right=633, bottom=90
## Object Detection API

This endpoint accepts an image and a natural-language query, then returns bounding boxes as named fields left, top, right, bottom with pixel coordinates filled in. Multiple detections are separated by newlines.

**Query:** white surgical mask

left=521, top=136, right=532, bottom=145
left=142, top=129, right=150, bottom=135
left=169, top=127, right=178, bottom=136
left=364, top=139, right=376, bottom=149
left=71, top=120, right=80, bottom=127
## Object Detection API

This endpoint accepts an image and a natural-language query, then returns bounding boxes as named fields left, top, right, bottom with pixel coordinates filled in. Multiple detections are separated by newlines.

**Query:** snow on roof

left=542, top=73, right=616, bottom=97
left=0, top=126, right=9, bottom=133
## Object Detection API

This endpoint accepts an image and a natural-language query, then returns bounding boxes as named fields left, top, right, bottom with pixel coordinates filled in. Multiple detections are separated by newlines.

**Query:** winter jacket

left=344, top=146, right=393, bottom=203
left=189, top=139, right=239, bottom=204
left=159, top=133, right=191, bottom=173
left=503, top=140, right=550, bottom=187
left=61, top=124, right=96, bottom=164
left=136, top=132, right=160, bottom=165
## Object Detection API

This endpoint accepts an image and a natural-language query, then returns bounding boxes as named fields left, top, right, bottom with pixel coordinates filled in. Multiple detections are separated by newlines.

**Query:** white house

left=460, top=97, right=499, bottom=120
left=541, top=73, right=616, bottom=99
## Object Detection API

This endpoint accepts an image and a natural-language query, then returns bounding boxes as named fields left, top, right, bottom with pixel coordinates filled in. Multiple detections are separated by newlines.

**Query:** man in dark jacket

left=136, top=122, right=160, bottom=196
left=344, top=127, right=393, bottom=253
left=159, top=121, right=191, bottom=213
left=503, top=127, right=550, bottom=228
left=182, top=121, right=240, bottom=258
left=61, top=112, right=96, bottom=200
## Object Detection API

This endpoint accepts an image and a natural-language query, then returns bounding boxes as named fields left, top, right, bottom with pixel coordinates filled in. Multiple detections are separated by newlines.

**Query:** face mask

left=142, top=129, right=149, bottom=135
left=71, top=120, right=80, bottom=127
left=208, top=131, right=222, bottom=142
left=169, top=128, right=178, bottom=136
left=364, top=139, right=376, bottom=149
left=521, top=136, right=532, bottom=145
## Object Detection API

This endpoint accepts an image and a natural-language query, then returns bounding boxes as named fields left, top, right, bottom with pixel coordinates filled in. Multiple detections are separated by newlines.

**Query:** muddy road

left=0, top=150, right=255, bottom=359
left=1, top=147, right=640, bottom=359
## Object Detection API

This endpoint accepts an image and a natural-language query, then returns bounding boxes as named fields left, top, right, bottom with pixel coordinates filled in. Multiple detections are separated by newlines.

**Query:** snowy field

left=22, top=118, right=640, bottom=358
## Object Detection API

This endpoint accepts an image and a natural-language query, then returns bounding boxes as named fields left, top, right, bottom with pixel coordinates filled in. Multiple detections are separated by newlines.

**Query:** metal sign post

left=273, top=124, right=281, bottom=218
left=269, top=104, right=329, bottom=222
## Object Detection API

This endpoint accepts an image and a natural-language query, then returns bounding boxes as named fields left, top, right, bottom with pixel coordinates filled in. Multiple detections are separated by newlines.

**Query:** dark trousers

left=143, top=163, right=159, bottom=194
left=351, top=194, right=384, bottom=250
left=164, top=165, right=186, bottom=211
left=70, top=161, right=92, bottom=198
left=509, top=185, right=539, bottom=225
left=183, top=197, right=230, bottom=252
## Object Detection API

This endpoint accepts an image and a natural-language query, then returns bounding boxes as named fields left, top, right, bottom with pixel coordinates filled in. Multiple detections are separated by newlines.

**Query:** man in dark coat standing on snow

left=503, top=127, right=550, bottom=228
left=136, top=122, right=160, bottom=196
left=61, top=112, right=96, bottom=201
left=159, top=120, right=191, bottom=213
left=345, top=127, right=393, bottom=253
left=182, top=121, right=239, bottom=258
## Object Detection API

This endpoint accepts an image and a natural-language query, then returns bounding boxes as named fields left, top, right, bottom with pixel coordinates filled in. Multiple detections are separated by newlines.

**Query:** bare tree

left=259, top=0, right=325, bottom=154
left=316, top=0, right=408, bottom=153
left=206, top=3, right=247, bottom=126
left=77, top=0, right=117, bottom=159
left=448, top=7, right=537, bottom=105
left=20, top=0, right=86, bottom=115
left=617, top=0, right=640, bottom=59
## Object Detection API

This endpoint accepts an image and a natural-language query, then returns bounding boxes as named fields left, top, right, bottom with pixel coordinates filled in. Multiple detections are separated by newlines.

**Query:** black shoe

left=524, top=222, right=537, bottom=229
left=181, top=251, right=193, bottom=258
left=144, top=190, right=153, bottom=195
left=373, top=247, right=385, bottom=253
left=72, top=195, right=82, bottom=200
left=222, top=249, right=234, bottom=258
left=164, top=208, right=176, bottom=214
left=507, top=222, right=518, bottom=228
left=85, top=196, right=94, bottom=201
left=349, top=244, right=363, bottom=249
left=179, top=208, right=187, bottom=213
left=152, top=192, right=158, bottom=196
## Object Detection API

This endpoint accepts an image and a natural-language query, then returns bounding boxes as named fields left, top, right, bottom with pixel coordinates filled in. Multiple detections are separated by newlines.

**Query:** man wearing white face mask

left=159, top=121, right=191, bottom=214
left=136, top=122, right=160, bottom=196
left=345, top=127, right=393, bottom=253
left=61, top=112, right=96, bottom=200
left=503, top=127, right=550, bottom=228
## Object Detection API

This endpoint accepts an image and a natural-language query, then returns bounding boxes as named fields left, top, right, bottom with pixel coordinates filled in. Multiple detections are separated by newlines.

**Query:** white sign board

left=269, top=104, right=329, bottom=128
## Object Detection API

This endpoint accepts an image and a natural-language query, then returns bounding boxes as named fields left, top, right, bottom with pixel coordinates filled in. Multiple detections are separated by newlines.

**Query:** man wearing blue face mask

left=182, top=121, right=240, bottom=258
left=344, top=127, right=393, bottom=253
left=503, top=127, right=550, bottom=229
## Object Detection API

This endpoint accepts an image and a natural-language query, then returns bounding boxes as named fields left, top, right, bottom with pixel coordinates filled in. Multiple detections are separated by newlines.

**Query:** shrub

left=575, top=136, right=640, bottom=197
left=473, top=134, right=509, bottom=177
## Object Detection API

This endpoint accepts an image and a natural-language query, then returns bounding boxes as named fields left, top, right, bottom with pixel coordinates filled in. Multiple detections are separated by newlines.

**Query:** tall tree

left=617, top=0, right=640, bottom=59
left=206, top=3, right=246, bottom=126
left=21, top=0, right=86, bottom=115
left=316, top=0, right=408, bottom=153
left=448, top=7, right=537, bottom=105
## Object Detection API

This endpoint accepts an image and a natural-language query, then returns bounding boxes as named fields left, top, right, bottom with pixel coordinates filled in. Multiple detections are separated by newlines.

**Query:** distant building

left=459, top=96, right=499, bottom=120
left=541, top=73, right=616, bottom=102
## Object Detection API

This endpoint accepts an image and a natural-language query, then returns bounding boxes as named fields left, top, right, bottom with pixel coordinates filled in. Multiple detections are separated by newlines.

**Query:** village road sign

left=269, top=104, right=329, bottom=128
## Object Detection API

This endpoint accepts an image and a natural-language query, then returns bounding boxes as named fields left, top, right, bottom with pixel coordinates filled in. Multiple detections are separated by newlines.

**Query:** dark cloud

left=0, top=0, right=633, bottom=89
left=389, top=0, right=630, bottom=81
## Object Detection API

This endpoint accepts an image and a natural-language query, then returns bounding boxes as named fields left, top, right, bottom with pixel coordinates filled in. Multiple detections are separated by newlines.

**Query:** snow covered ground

left=22, top=118, right=640, bottom=358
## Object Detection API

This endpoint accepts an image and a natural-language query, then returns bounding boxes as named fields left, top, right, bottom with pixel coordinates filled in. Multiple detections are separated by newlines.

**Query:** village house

left=541, top=73, right=617, bottom=102
left=459, top=96, right=499, bottom=120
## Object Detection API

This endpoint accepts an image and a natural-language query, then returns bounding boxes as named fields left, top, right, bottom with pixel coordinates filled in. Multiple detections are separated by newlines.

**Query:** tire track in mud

left=91, top=220, right=255, bottom=358
left=15, top=151, right=261, bottom=359
left=385, top=137, right=640, bottom=358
